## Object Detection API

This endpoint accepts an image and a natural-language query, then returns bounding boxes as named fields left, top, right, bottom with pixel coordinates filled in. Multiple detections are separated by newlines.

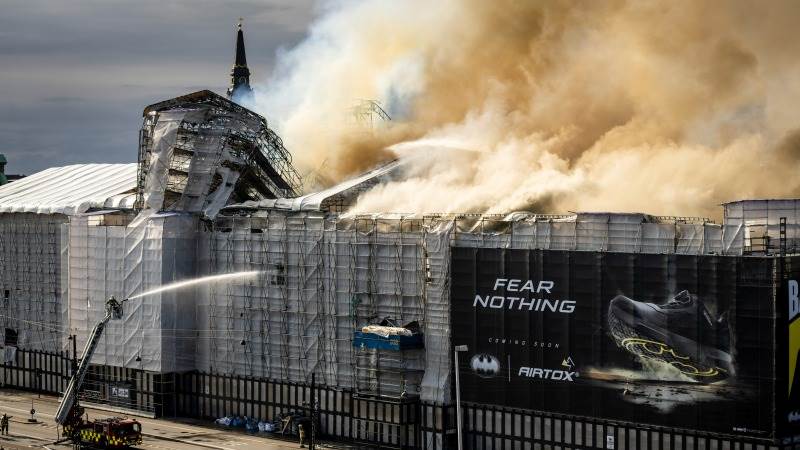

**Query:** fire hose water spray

left=53, top=271, right=262, bottom=447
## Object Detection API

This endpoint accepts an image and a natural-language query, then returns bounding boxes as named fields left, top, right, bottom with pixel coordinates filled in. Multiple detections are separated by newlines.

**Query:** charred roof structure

left=135, top=90, right=301, bottom=218
left=225, top=159, right=401, bottom=213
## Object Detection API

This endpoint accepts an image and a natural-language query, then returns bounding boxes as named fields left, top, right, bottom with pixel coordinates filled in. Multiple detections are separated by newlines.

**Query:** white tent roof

left=0, top=163, right=138, bottom=215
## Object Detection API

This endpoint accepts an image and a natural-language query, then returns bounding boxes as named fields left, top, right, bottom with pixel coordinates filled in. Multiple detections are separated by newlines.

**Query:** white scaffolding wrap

left=0, top=164, right=137, bottom=356
left=420, top=221, right=453, bottom=404
left=67, top=214, right=199, bottom=372
left=723, top=199, right=800, bottom=253
left=0, top=213, right=68, bottom=353
left=136, top=90, right=301, bottom=219
left=0, top=164, right=136, bottom=215
left=62, top=209, right=755, bottom=403
left=198, top=213, right=432, bottom=398
left=452, top=212, right=742, bottom=255
left=0, top=161, right=793, bottom=414
left=140, top=112, right=184, bottom=213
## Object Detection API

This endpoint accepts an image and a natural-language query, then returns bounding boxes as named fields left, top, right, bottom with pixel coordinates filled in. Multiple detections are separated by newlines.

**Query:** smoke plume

left=249, top=0, right=800, bottom=218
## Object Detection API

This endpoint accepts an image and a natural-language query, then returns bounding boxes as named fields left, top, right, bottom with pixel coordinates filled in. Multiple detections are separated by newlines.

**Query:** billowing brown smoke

left=251, top=0, right=800, bottom=219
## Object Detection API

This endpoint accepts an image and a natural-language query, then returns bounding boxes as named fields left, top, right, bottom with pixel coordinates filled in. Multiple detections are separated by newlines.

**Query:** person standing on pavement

left=298, top=423, right=306, bottom=448
left=0, top=413, right=10, bottom=435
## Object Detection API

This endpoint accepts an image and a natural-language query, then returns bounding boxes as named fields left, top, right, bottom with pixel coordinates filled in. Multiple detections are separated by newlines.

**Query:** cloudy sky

left=0, top=0, right=316, bottom=175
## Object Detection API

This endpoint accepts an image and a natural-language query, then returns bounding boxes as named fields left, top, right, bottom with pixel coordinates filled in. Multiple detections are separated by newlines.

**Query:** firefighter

left=0, top=413, right=10, bottom=435
left=298, top=422, right=306, bottom=448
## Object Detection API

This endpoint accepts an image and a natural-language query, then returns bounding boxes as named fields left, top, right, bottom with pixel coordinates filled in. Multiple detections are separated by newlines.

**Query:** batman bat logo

left=470, top=353, right=500, bottom=378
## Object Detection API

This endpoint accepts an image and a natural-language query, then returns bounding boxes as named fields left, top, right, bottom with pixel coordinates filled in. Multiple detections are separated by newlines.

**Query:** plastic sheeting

left=452, top=213, right=744, bottom=255
left=419, top=221, right=453, bottom=404
left=137, top=90, right=301, bottom=219
left=0, top=213, right=68, bottom=353
left=4, top=199, right=782, bottom=413
left=64, top=210, right=437, bottom=399
left=0, top=164, right=137, bottom=215
left=723, top=199, right=800, bottom=253
left=197, top=213, right=431, bottom=399
left=140, top=111, right=184, bottom=213
left=139, top=108, right=242, bottom=219
left=67, top=213, right=199, bottom=372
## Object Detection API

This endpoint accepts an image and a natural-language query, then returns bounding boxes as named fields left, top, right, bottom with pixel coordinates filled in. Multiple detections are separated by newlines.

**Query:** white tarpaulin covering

left=68, top=213, right=199, bottom=373
left=136, top=91, right=301, bottom=219
left=452, top=213, right=742, bottom=255
left=0, top=164, right=135, bottom=353
left=196, top=212, right=431, bottom=399
left=0, top=164, right=137, bottom=215
left=139, top=108, right=243, bottom=219
left=0, top=213, right=68, bottom=353
left=723, top=199, right=800, bottom=253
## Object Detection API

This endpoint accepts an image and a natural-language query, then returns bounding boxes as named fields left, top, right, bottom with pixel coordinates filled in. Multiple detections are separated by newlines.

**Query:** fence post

left=349, top=390, right=355, bottom=442
left=440, top=403, right=448, bottom=450
left=310, top=372, right=316, bottom=450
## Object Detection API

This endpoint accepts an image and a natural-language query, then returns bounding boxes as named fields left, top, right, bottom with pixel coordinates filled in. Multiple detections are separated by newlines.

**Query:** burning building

left=3, top=144, right=800, bottom=449
left=0, top=21, right=799, bottom=450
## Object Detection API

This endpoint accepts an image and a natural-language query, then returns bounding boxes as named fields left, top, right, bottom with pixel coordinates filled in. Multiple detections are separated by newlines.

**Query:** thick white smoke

left=248, top=0, right=800, bottom=219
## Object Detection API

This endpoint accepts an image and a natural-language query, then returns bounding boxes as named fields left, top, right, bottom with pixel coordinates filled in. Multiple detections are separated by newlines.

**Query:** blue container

left=352, top=331, right=424, bottom=351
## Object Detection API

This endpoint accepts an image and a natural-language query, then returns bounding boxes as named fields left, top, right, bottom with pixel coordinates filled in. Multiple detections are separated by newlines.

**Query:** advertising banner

left=450, top=248, right=779, bottom=438
left=778, top=258, right=800, bottom=442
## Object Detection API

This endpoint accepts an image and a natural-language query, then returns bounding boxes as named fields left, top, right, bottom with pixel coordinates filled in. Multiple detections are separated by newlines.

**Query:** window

left=4, top=328, right=18, bottom=346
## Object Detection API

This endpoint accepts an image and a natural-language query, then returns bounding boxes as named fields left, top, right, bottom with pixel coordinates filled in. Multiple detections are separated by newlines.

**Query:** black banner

left=779, top=259, right=800, bottom=442
left=450, top=248, right=784, bottom=438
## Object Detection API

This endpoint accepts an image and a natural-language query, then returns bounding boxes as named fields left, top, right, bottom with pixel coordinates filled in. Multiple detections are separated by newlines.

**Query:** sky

left=0, top=0, right=316, bottom=175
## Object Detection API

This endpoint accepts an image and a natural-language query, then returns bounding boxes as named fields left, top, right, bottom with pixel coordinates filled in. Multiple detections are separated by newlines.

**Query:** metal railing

left=1, top=348, right=796, bottom=450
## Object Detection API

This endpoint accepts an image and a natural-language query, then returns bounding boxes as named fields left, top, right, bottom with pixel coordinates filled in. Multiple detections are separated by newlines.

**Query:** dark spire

left=227, top=19, right=253, bottom=101
left=234, top=21, right=247, bottom=67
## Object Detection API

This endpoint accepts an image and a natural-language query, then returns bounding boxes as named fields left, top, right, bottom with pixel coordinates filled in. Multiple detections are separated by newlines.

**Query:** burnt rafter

left=135, top=90, right=301, bottom=217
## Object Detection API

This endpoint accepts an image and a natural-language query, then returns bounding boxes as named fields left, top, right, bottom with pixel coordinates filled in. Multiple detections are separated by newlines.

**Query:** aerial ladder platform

left=54, top=297, right=143, bottom=448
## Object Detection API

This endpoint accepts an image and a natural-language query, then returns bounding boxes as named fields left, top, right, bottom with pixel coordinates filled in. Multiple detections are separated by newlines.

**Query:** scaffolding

left=446, top=212, right=744, bottom=255
left=349, top=99, right=391, bottom=129
left=61, top=208, right=757, bottom=404
left=200, top=212, right=433, bottom=400
left=3, top=148, right=797, bottom=414
left=0, top=213, right=67, bottom=353
left=66, top=213, right=200, bottom=374
left=135, top=90, right=301, bottom=218
left=723, top=199, right=800, bottom=254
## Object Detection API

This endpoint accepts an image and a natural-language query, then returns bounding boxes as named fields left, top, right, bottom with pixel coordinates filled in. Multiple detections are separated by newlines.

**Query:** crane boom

left=55, top=297, right=125, bottom=425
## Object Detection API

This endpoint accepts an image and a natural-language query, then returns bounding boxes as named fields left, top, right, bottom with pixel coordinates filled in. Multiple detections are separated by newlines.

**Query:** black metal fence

left=173, top=371, right=419, bottom=448
left=0, top=347, right=168, bottom=415
left=0, top=347, right=70, bottom=394
left=83, top=363, right=173, bottom=416
left=419, top=402, right=799, bottom=450
left=0, top=348, right=797, bottom=450
left=173, top=371, right=798, bottom=450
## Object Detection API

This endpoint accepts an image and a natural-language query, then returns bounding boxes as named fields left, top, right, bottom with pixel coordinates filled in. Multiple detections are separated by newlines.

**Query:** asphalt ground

left=0, top=389, right=347, bottom=450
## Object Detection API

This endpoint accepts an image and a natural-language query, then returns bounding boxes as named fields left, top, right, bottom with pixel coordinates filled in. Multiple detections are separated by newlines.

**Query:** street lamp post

left=454, top=345, right=468, bottom=450
left=68, top=335, right=77, bottom=375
